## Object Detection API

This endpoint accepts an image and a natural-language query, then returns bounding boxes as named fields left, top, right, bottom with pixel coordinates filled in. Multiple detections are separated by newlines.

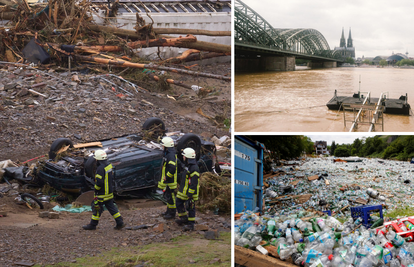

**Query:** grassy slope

left=38, top=232, right=231, bottom=267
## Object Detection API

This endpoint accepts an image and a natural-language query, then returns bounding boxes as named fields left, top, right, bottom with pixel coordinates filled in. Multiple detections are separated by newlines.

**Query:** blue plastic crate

left=322, top=210, right=332, bottom=216
left=351, top=205, right=383, bottom=228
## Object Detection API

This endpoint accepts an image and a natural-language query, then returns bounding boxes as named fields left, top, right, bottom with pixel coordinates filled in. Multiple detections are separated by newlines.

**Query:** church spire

left=347, top=27, right=353, bottom=48
left=340, top=27, right=346, bottom=47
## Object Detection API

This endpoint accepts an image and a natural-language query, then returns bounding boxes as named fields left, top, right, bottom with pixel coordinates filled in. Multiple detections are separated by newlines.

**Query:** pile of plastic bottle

left=235, top=210, right=414, bottom=266
left=265, top=157, right=414, bottom=216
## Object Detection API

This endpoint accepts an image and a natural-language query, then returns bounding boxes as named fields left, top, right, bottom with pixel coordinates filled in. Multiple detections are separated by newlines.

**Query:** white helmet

left=182, top=147, right=196, bottom=159
left=94, top=150, right=107, bottom=160
left=160, top=137, right=174, bottom=147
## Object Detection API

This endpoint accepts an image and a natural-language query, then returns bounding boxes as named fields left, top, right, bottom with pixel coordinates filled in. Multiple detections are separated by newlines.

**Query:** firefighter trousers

left=176, top=198, right=195, bottom=225
left=90, top=198, right=123, bottom=226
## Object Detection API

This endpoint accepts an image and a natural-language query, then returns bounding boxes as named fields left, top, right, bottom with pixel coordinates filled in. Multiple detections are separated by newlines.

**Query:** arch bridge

left=235, top=0, right=343, bottom=71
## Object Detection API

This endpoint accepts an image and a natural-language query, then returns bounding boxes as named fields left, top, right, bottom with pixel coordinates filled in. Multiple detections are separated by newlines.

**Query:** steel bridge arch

left=235, top=0, right=341, bottom=59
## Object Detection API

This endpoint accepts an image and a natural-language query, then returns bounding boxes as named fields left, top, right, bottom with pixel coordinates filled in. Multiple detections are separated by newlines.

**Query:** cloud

left=240, top=0, right=414, bottom=57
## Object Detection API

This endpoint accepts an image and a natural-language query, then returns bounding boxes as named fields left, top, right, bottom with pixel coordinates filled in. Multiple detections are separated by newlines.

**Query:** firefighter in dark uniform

left=158, top=137, right=178, bottom=219
left=175, top=147, right=200, bottom=231
left=83, top=150, right=125, bottom=230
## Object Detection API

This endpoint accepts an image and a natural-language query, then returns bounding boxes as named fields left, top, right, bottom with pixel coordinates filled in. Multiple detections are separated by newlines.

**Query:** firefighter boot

left=183, top=222, right=194, bottom=231
left=175, top=216, right=189, bottom=226
left=163, top=208, right=176, bottom=220
left=82, top=220, right=97, bottom=230
left=114, top=217, right=126, bottom=230
left=160, top=207, right=169, bottom=216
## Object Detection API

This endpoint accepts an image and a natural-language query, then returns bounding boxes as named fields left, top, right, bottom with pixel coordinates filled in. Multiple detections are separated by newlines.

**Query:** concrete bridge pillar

left=307, top=61, right=337, bottom=69
left=236, top=56, right=295, bottom=72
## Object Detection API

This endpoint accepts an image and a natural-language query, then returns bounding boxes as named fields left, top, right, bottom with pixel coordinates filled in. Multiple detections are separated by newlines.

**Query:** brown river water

left=235, top=67, right=414, bottom=132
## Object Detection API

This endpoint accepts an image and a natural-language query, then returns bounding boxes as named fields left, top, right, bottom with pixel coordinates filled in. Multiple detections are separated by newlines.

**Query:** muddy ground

left=0, top=192, right=231, bottom=266
left=0, top=59, right=231, bottom=162
left=0, top=59, right=231, bottom=266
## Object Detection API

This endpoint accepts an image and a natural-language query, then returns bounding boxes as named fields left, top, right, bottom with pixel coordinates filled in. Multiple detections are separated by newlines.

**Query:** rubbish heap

left=235, top=157, right=414, bottom=266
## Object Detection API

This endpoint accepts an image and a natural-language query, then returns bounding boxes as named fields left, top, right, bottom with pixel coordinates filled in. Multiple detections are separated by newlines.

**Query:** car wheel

left=177, top=133, right=201, bottom=162
left=20, top=193, right=44, bottom=209
left=142, top=117, right=166, bottom=140
left=49, top=138, right=74, bottom=160
left=84, top=156, right=97, bottom=178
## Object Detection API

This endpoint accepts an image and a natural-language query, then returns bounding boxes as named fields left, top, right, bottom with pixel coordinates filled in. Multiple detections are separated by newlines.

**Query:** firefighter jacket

left=94, top=159, right=114, bottom=202
left=177, top=158, right=200, bottom=201
left=158, top=147, right=178, bottom=190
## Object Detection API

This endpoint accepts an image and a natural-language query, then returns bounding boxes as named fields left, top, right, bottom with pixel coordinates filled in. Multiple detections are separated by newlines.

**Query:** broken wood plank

left=56, top=144, right=70, bottom=155
left=341, top=204, right=350, bottom=211
left=325, top=179, right=330, bottom=185
left=235, top=246, right=297, bottom=267
left=290, top=180, right=300, bottom=186
left=73, top=142, right=103, bottom=149
left=28, top=89, right=47, bottom=98
left=308, top=175, right=319, bottom=181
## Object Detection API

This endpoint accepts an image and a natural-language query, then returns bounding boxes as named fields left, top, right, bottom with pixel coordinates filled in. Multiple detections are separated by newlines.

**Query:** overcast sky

left=307, top=134, right=377, bottom=145
left=239, top=0, right=414, bottom=58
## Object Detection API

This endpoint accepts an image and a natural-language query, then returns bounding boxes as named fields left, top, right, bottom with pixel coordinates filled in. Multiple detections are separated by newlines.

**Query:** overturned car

left=33, top=118, right=216, bottom=197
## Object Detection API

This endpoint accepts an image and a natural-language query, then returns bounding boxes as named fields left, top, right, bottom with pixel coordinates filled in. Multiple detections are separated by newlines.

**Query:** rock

left=3, top=99, right=15, bottom=106
left=79, top=123, right=87, bottom=128
left=46, top=116, right=56, bottom=121
left=13, top=260, right=34, bottom=266
left=48, top=212, right=60, bottom=219
left=195, top=224, right=209, bottom=231
left=127, top=109, right=137, bottom=114
left=4, top=83, right=16, bottom=90
left=78, top=108, right=86, bottom=113
left=209, top=258, right=221, bottom=264
left=204, top=230, right=220, bottom=240
left=39, top=211, right=49, bottom=218
left=163, top=231, right=173, bottom=240
left=74, top=134, right=82, bottom=140
left=153, top=223, right=164, bottom=233
left=17, top=88, right=29, bottom=97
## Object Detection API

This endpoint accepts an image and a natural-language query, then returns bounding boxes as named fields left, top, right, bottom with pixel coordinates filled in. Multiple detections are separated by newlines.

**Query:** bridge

left=234, top=0, right=344, bottom=71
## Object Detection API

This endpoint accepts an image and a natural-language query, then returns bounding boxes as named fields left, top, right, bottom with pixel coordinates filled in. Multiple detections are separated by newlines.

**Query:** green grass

left=37, top=232, right=231, bottom=267
left=385, top=206, right=414, bottom=220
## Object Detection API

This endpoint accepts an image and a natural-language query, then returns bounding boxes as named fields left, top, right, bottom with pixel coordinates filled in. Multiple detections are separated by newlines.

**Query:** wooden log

left=164, top=50, right=230, bottom=64
left=87, top=24, right=230, bottom=37
left=308, top=175, right=319, bottom=181
left=73, top=54, right=231, bottom=81
left=235, top=246, right=297, bottom=267
left=0, top=12, right=14, bottom=20
left=73, top=142, right=103, bottom=149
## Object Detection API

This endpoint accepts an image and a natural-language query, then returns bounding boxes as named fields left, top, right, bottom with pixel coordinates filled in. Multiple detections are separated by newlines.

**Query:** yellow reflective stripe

left=188, top=217, right=195, bottom=221
left=167, top=204, right=176, bottom=208
left=161, top=164, right=166, bottom=180
left=178, top=212, right=187, bottom=216
left=188, top=189, right=195, bottom=193
left=190, top=171, right=199, bottom=177
left=167, top=172, right=173, bottom=178
left=167, top=183, right=177, bottom=189
left=95, top=174, right=102, bottom=179
left=168, top=161, right=176, bottom=165
left=94, top=184, right=101, bottom=190
left=96, top=193, right=113, bottom=201
left=113, top=212, right=121, bottom=219
left=172, top=192, right=176, bottom=206
left=158, top=183, right=167, bottom=189
left=183, top=178, right=189, bottom=196
left=92, top=215, right=100, bottom=220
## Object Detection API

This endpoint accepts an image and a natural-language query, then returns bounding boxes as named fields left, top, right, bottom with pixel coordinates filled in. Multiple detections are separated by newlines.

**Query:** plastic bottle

left=291, top=252, right=304, bottom=266
left=304, top=232, right=320, bottom=244
left=291, top=228, right=302, bottom=242
left=354, top=244, right=369, bottom=266
left=267, top=219, right=276, bottom=236
left=343, top=243, right=358, bottom=265
left=286, top=228, right=294, bottom=245
left=397, top=219, right=408, bottom=232
left=405, top=221, right=414, bottom=231
left=316, top=218, right=326, bottom=231
left=389, top=258, right=401, bottom=267
left=386, top=230, right=405, bottom=247
left=382, top=247, right=393, bottom=265
left=331, top=248, right=347, bottom=267
left=302, top=248, right=323, bottom=266
left=278, top=243, right=297, bottom=260
left=241, top=223, right=258, bottom=240
left=366, top=245, right=383, bottom=265
left=358, top=257, right=374, bottom=267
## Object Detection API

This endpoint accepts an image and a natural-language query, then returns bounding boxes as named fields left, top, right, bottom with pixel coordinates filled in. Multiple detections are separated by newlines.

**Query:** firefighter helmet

left=160, top=137, right=174, bottom=147
left=94, top=149, right=107, bottom=160
left=182, top=147, right=196, bottom=159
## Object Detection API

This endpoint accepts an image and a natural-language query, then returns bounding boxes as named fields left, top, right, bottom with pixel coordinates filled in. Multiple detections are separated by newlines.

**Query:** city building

left=334, top=27, right=355, bottom=59
left=314, top=141, right=329, bottom=155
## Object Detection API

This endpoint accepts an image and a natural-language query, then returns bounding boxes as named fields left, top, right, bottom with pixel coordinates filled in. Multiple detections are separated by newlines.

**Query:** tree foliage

left=345, top=57, right=355, bottom=64
left=379, top=59, right=387, bottom=67
left=251, top=136, right=313, bottom=160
